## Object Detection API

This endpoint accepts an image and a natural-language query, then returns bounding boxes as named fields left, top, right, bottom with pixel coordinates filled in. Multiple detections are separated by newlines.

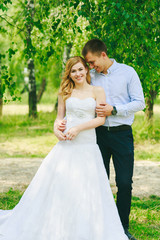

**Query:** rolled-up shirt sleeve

left=116, top=70, right=145, bottom=116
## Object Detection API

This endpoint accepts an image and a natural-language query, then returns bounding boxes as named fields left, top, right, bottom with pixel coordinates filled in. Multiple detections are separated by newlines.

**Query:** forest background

left=0, top=1, right=160, bottom=239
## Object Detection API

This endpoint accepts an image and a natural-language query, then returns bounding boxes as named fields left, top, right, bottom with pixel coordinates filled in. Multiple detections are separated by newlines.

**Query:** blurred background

left=0, top=0, right=159, bottom=164
left=0, top=1, right=159, bottom=239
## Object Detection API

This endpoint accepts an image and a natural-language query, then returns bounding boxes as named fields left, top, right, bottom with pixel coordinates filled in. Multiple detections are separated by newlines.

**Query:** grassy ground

left=133, top=113, right=160, bottom=162
left=130, top=195, right=160, bottom=239
left=0, top=111, right=57, bottom=158
left=0, top=107, right=160, bottom=160
left=0, top=189, right=159, bottom=240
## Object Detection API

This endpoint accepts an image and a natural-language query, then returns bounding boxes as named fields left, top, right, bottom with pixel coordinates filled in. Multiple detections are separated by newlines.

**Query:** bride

left=0, top=56, right=128, bottom=240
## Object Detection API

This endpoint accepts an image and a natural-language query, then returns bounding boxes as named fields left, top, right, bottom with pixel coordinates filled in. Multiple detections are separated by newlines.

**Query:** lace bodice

left=64, top=97, right=97, bottom=144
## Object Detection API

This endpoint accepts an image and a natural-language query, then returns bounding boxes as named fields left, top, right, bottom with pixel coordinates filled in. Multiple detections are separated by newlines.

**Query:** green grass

left=135, top=150, right=160, bottom=162
left=132, top=112, right=160, bottom=162
left=130, top=195, right=160, bottom=240
left=132, top=113, right=160, bottom=143
left=0, top=111, right=58, bottom=158
left=0, top=189, right=159, bottom=240
left=0, top=189, right=23, bottom=210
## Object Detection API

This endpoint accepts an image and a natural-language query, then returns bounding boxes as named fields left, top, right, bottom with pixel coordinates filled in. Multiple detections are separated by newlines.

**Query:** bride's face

left=70, top=62, right=87, bottom=85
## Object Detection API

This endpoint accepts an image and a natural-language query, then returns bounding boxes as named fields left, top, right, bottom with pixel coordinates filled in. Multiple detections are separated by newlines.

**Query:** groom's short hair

left=82, top=39, right=107, bottom=57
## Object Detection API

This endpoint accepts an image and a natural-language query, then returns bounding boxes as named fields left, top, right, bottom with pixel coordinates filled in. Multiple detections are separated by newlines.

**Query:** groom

left=82, top=39, right=145, bottom=240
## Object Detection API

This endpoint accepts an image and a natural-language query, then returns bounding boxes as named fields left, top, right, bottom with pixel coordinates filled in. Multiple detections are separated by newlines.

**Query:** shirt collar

left=107, top=59, right=117, bottom=74
left=99, top=59, right=117, bottom=76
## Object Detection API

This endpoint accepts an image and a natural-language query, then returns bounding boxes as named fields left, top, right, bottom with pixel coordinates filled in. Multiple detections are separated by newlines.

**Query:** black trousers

left=96, top=126, right=134, bottom=229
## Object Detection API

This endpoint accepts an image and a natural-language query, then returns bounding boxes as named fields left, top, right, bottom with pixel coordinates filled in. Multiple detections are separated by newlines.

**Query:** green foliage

left=75, top=0, right=159, bottom=96
left=0, top=0, right=159, bottom=115
left=0, top=52, right=20, bottom=102
left=0, top=0, right=19, bottom=101
left=0, top=0, right=12, bottom=12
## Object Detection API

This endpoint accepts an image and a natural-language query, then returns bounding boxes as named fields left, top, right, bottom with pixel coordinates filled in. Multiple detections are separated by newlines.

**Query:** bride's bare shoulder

left=92, top=86, right=105, bottom=95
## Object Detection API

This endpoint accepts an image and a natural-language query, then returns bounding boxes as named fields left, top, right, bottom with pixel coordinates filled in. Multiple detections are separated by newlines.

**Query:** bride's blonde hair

left=59, top=56, right=91, bottom=101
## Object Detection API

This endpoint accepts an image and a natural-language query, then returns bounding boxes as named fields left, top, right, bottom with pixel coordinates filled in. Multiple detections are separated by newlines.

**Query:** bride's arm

left=54, top=95, right=66, bottom=141
left=66, top=87, right=106, bottom=140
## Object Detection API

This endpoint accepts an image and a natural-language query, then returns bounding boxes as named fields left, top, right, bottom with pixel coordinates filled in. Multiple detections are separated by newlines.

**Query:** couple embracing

left=0, top=39, right=145, bottom=240
left=55, top=39, right=145, bottom=240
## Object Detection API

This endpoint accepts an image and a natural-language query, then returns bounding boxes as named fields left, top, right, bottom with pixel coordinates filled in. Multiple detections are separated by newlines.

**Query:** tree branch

left=0, top=15, right=24, bottom=32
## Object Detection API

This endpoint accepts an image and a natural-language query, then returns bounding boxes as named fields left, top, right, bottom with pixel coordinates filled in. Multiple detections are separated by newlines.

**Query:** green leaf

left=74, top=15, right=78, bottom=23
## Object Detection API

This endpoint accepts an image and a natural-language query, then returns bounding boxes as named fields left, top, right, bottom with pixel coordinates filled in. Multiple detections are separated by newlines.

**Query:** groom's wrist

left=111, top=106, right=117, bottom=115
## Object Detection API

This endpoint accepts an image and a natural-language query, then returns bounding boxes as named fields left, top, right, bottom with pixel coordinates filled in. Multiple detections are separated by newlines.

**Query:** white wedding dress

left=0, top=97, right=128, bottom=240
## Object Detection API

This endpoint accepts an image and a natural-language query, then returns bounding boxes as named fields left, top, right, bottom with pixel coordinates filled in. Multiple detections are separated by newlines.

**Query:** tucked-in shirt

left=90, top=59, right=145, bottom=127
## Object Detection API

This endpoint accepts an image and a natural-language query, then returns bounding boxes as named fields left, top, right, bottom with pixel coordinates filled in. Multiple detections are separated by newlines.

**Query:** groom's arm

left=96, top=69, right=145, bottom=117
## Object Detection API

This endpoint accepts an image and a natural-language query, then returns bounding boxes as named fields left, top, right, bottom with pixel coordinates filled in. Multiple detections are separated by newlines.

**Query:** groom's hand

left=96, top=103, right=113, bottom=117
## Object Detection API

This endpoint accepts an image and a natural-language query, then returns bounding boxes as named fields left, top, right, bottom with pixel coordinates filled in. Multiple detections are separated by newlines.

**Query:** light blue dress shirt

left=90, top=59, right=145, bottom=127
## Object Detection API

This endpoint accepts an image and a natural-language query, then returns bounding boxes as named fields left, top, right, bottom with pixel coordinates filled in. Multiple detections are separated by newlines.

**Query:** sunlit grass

left=0, top=111, right=58, bottom=158
left=132, top=112, right=160, bottom=143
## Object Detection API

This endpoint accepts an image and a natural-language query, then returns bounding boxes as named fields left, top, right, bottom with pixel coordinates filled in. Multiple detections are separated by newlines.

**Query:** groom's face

left=85, top=51, right=106, bottom=73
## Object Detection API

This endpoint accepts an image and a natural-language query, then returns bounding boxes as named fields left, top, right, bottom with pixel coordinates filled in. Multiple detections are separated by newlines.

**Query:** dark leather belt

left=105, top=125, right=131, bottom=132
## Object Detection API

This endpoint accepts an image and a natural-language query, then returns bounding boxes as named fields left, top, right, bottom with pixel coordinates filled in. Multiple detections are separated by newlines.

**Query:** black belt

left=104, top=125, right=131, bottom=132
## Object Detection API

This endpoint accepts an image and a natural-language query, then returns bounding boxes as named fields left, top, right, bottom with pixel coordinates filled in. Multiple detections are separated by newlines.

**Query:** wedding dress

left=0, top=97, right=128, bottom=240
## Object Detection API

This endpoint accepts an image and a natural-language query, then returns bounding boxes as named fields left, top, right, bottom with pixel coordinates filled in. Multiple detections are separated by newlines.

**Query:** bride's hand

left=66, top=127, right=80, bottom=140
left=54, top=130, right=66, bottom=141
left=54, top=119, right=66, bottom=132
left=54, top=119, right=67, bottom=141
left=54, top=126, right=66, bottom=141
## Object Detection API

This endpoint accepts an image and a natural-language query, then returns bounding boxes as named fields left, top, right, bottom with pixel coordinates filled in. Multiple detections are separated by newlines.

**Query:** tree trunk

left=62, top=43, right=72, bottom=71
left=26, top=0, right=37, bottom=118
left=145, top=89, right=157, bottom=120
left=28, top=58, right=37, bottom=117
left=55, top=43, right=72, bottom=111
left=0, top=97, right=2, bottom=117
left=37, top=78, right=46, bottom=103
left=0, top=59, right=2, bottom=117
